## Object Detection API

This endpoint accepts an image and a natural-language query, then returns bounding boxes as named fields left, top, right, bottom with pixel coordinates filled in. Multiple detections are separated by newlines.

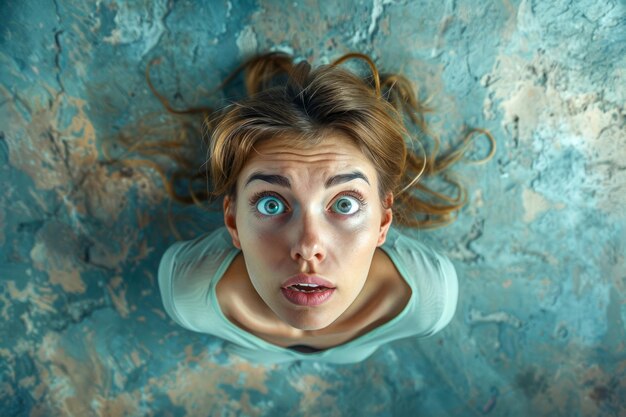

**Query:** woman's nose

left=290, top=213, right=326, bottom=263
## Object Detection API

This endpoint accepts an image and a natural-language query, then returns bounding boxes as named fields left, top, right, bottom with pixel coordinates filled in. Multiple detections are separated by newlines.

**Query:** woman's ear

left=377, top=192, right=394, bottom=246
left=223, top=195, right=241, bottom=249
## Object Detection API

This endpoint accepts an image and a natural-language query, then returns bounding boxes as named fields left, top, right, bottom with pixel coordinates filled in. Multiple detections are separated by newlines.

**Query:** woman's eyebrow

left=244, top=170, right=370, bottom=188
left=244, top=173, right=291, bottom=188
left=325, top=171, right=370, bottom=187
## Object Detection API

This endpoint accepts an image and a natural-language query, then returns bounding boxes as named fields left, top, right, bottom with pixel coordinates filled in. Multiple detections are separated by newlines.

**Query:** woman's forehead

left=247, top=139, right=371, bottom=168
left=247, top=133, right=369, bottom=163
left=238, top=135, right=378, bottom=186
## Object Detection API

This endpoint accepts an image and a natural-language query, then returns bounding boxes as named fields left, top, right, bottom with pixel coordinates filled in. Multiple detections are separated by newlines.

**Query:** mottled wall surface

left=1, top=0, right=624, bottom=416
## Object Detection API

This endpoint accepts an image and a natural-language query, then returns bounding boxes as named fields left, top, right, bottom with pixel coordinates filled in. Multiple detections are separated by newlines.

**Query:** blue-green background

left=1, top=0, right=625, bottom=416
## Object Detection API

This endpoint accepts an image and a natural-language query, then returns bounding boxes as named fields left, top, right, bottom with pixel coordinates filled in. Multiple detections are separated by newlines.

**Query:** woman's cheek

left=331, top=209, right=376, bottom=235
left=249, top=224, right=292, bottom=255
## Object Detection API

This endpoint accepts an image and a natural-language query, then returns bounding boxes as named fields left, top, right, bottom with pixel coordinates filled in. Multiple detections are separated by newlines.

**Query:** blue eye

left=257, top=196, right=285, bottom=216
left=332, top=196, right=360, bottom=215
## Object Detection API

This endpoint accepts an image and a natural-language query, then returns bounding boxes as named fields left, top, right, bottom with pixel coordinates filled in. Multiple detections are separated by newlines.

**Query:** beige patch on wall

left=483, top=53, right=626, bottom=216
left=522, top=187, right=565, bottom=223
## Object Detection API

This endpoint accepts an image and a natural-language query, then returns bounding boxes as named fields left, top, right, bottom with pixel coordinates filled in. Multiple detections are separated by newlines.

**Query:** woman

left=154, top=52, right=494, bottom=364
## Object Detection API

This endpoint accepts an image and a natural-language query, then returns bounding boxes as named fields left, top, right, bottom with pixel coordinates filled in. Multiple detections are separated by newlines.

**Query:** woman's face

left=223, top=132, right=393, bottom=333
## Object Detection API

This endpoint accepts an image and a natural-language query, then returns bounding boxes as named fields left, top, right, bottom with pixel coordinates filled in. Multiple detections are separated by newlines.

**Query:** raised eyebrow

left=244, top=173, right=291, bottom=188
left=325, top=171, right=370, bottom=188
left=243, top=170, right=370, bottom=188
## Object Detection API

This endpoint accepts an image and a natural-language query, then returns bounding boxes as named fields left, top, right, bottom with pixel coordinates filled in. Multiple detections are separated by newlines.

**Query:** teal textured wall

left=1, top=0, right=624, bottom=416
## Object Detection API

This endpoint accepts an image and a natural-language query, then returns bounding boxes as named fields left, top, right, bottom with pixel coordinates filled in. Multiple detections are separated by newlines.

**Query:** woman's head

left=208, top=55, right=405, bottom=330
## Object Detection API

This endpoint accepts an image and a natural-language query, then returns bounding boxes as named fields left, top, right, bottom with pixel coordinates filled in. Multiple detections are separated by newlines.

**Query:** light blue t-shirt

left=158, top=226, right=458, bottom=364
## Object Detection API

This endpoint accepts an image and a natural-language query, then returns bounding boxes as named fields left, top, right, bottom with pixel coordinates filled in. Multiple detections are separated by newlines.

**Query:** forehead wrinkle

left=250, top=136, right=365, bottom=159
left=239, top=137, right=379, bottom=193
left=248, top=151, right=358, bottom=164
left=244, top=151, right=366, bottom=177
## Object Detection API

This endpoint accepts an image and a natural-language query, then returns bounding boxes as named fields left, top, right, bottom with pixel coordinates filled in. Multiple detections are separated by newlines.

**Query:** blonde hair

left=106, top=51, right=495, bottom=234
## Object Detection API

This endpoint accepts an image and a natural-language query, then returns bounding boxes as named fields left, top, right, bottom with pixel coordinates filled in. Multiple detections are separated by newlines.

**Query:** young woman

left=152, top=52, right=494, bottom=364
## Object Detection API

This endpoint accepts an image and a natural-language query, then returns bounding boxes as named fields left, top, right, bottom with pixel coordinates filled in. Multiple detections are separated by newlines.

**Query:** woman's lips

left=281, top=287, right=336, bottom=306
left=281, top=273, right=336, bottom=289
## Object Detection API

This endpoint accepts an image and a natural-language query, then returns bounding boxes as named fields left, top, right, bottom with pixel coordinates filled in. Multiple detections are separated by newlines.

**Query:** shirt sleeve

left=157, top=241, right=193, bottom=330
left=382, top=228, right=459, bottom=337
left=156, top=228, right=239, bottom=335
left=426, top=250, right=459, bottom=335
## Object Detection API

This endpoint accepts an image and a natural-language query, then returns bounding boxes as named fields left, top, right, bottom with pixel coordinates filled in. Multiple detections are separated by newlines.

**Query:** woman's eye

left=256, top=196, right=285, bottom=216
left=331, top=196, right=360, bottom=215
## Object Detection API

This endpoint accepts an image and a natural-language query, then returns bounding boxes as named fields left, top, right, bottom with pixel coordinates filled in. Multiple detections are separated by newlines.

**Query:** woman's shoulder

left=159, top=227, right=235, bottom=272
left=157, top=226, right=240, bottom=331
left=380, top=226, right=459, bottom=335
left=381, top=226, right=457, bottom=282
left=158, top=226, right=239, bottom=299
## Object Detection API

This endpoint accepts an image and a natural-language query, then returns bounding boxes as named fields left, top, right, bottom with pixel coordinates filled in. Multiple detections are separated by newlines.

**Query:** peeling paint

left=236, top=25, right=258, bottom=57
left=102, top=0, right=169, bottom=57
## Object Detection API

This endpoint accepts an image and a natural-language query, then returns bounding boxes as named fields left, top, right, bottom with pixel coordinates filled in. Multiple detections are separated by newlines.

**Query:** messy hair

left=106, top=51, right=494, bottom=234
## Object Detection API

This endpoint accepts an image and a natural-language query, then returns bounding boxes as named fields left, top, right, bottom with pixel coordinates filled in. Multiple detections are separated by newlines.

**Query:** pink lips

left=281, top=287, right=335, bottom=306
left=281, top=274, right=336, bottom=289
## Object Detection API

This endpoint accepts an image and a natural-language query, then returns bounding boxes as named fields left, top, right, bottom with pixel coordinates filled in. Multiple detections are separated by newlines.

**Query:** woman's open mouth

left=281, top=285, right=335, bottom=306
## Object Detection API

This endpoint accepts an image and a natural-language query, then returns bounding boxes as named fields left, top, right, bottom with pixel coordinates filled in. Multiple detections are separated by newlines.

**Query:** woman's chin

left=279, top=312, right=340, bottom=334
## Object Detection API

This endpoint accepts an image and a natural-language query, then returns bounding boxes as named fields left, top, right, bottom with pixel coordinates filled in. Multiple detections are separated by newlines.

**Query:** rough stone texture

left=1, top=0, right=625, bottom=416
